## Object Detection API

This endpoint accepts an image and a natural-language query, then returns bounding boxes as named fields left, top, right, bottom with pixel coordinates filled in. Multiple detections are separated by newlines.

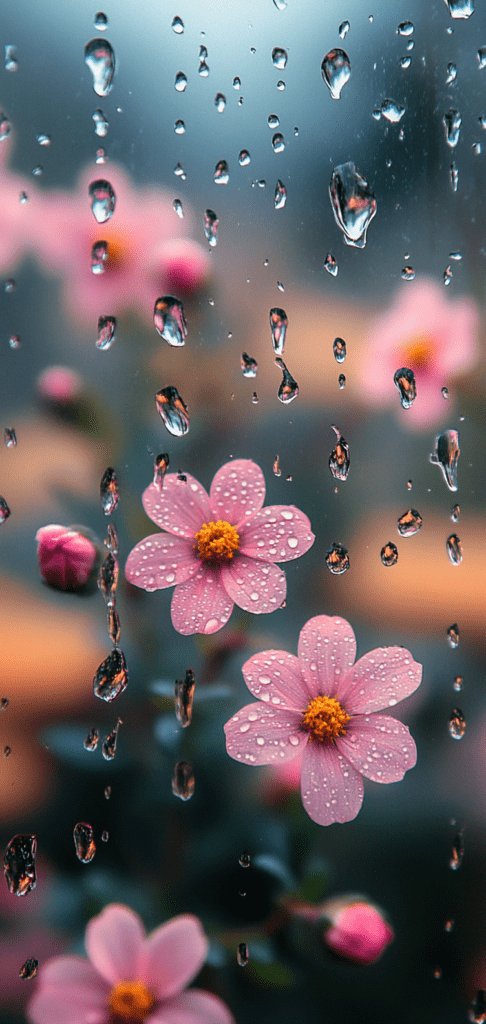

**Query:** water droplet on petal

left=84, top=38, right=115, bottom=97
left=0, top=497, right=11, bottom=523
left=172, top=15, right=184, bottom=33
left=237, top=943, right=249, bottom=967
left=96, top=314, right=116, bottom=351
left=394, top=367, right=416, bottom=409
left=4, top=835, right=36, bottom=895
left=155, top=386, right=190, bottom=437
left=100, top=467, right=118, bottom=515
left=324, top=253, right=338, bottom=276
left=333, top=337, right=346, bottom=363
left=329, top=425, right=350, bottom=480
left=93, top=648, right=128, bottom=702
left=449, top=828, right=464, bottom=870
left=321, top=48, right=351, bottom=99
left=154, top=296, right=187, bottom=347
left=270, top=307, right=288, bottom=354
left=89, top=179, right=115, bottom=223
left=172, top=760, right=194, bottom=800
left=102, top=719, right=122, bottom=760
left=444, top=0, right=474, bottom=19
left=325, top=542, right=350, bottom=574
left=275, top=357, right=298, bottom=403
left=381, top=98, right=406, bottom=123
left=215, top=92, right=226, bottom=112
left=397, top=509, right=422, bottom=536
left=174, top=669, right=195, bottom=728
left=214, top=159, right=229, bottom=184
left=272, top=47, right=287, bottom=69
left=73, top=823, right=96, bottom=863
left=241, top=352, right=258, bottom=377
left=329, top=162, right=377, bottom=248
left=19, top=958, right=38, bottom=980
left=446, top=533, right=462, bottom=565
left=430, top=430, right=460, bottom=491
left=84, top=727, right=99, bottom=752
left=381, top=542, right=398, bottom=566
left=449, top=707, right=466, bottom=739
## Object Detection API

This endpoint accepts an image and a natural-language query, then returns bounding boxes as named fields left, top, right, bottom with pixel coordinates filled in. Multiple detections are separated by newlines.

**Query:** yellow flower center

left=108, top=981, right=155, bottom=1023
left=195, top=520, right=240, bottom=563
left=403, top=335, right=435, bottom=371
left=302, top=695, right=350, bottom=742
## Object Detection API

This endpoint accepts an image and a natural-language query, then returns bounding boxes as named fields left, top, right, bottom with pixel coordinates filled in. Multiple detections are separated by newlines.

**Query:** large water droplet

left=449, top=828, right=464, bottom=869
left=4, top=835, right=36, bottom=895
left=381, top=98, right=406, bottom=123
left=272, top=133, right=285, bottom=153
left=447, top=623, right=460, bottom=648
left=381, top=542, right=398, bottom=567
left=443, top=109, right=462, bottom=147
left=398, top=21, right=414, bottom=35
left=270, top=307, right=288, bottom=354
left=241, top=352, right=258, bottom=377
left=446, top=533, right=463, bottom=565
left=94, top=11, right=108, bottom=30
left=397, top=508, right=422, bottom=536
left=394, top=367, right=416, bottom=409
left=329, top=162, right=376, bottom=248
left=19, top=958, right=38, bottom=980
left=73, top=822, right=96, bottom=863
left=154, top=296, right=187, bottom=347
left=102, top=719, right=121, bottom=760
left=172, top=760, right=194, bottom=800
left=449, top=707, right=466, bottom=739
left=274, top=179, right=287, bottom=209
left=84, top=726, right=99, bottom=752
left=84, top=38, right=115, bottom=97
left=92, top=108, right=109, bottom=137
left=174, top=71, right=187, bottom=92
left=96, top=314, right=116, bottom=351
left=172, top=15, right=184, bottom=33
left=89, top=179, right=115, bottom=223
left=100, top=467, right=118, bottom=515
left=333, top=337, right=346, bottom=363
left=175, top=668, right=195, bottom=727
left=98, top=552, right=118, bottom=606
left=321, top=48, right=351, bottom=100
left=325, top=542, right=350, bottom=574
left=155, top=386, right=190, bottom=437
left=237, top=943, right=249, bottom=967
left=214, top=159, right=229, bottom=184
left=275, top=357, right=299, bottom=403
left=272, top=47, right=287, bottom=69
left=430, top=429, right=460, bottom=491
left=444, top=0, right=474, bottom=18
left=91, top=240, right=108, bottom=274
left=93, top=648, right=128, bottom=702
left=329, top=425, right=350, bottom=480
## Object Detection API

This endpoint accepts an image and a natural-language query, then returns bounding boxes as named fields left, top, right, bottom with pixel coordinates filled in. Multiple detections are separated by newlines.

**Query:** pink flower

left=362, top=278, right=479, bottom=428
left=0, top=134, right=38, bottom=272
left=37, top=366, right=84, bottom=405
left=125, top=460, right=315, bottom=635
left=320, top=897, right=394, bottom=964
left=224, top=615, right=422, bottom=826
left=30, top=163, right=209, bottom=326
left=27, top=904, right=234, bottom=1024
left=36, top=524, right=99, bottom=590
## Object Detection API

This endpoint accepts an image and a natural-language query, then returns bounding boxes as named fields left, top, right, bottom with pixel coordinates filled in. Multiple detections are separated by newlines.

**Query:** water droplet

left=0, top=497, right=11, bottom=523
left=325, top=542, right=350, bottom=574
left=4, top=279, right=15, bottom=294
left=237, top=943, right=249, bottom=967
left=252, top=392, right=258, bottom=404
left=32, top=165, right=43, bottom=178
left=175, top=669, right=195, bottom=728
left=339, top=20, right=350, bottom=39
left=4, top=427, right=16, bottom=449
left=277, top=281, right=285, bottom=292
left=451, top=503, right=460, bottom=522
left=277, top=80, right=285, bottom=90
left=0, top=698, right=9, bottom=711
left=84, top=38, right=115, bottom=97
left=155, top=386, right=190, bottom=437
left=19, top=192, right=28, bottom=205
left=328, top=425, right=350, bottom=481
left=430, top=430, right=460, bottom=491
left=214, top=159, right=229, bottom=184
left=102, top=719, right=122, bottom=760
left=104, top=785, right=111, bottom=799
left=433, top=967, right=442, bottom=980
left=275, top=357, right=298, bottom=403
left=446, top=63, right=457, bottom=86
left=198, top=58, right=209, bottom=77
left=171, top=199, right=184, bottom=221
left=98, top=552, right=118, bottom=606
left=400, top=56, right=412, bottom=69
left=94, top=11, right=108, bottom=30
left=329, top=162, right=377, bottom=248
left=73, top=822, right=96, bottom=863
left=449, top=828, right=464, bottom=870
left=269, top=307, right=288, bottom=354
left=333, top=337, right=346, bottom=363
left=4, top=745, right=10, bottom=758
left=172, top=16, right=184, bottom=33
left=174, top=71, right=187, bottom=93
left=401, top=266, right=415, bottom=281
left=0, top=115, right=11, bottom=143
left=90, top=240, right=107, bottom=275
left=201, top=209, right=219, bottom=249
left=394, top=367, right=416, bottom=409
left=215, top=92, right=226, bottom=112
left=397, top=509, right=422, bottom=536
left=241, top=352, right=257, bottom=377
left=4, top=835, right=36, bottom=895
left=84, top=727, right=99, bottom=751
left=154, top=296, right=187, bottom=348
left=450, top=162, right=459, bottom=192
left=239, top=149, right=251, bottom=166
left=5, top=46, right=18, bottom=72
left=445, top=919, right=455, bottom=932
left=272, top=133, right=285, bottom=153
left=321, top=48, right=351, bottom=100
left=381, top=98, right=406, bottom=123
left=94, top=649, right=127, bottom=703
left=152, top=453, right=169, bottom=490
left=381, top=542, right=398, bottom=567
left=89, top=179, right=115, bottom=224
left=273, top=0, right=287, bottom=8
left=449, top=708, right=466, bottom=739
left=470, top=991, right=486, bottom=1023
left=274, top=179, right=287, bottom=209
left=447, top=623, right=460, bottom=648
left=446, top=533, right=463, bottom=565
left=441, top=386, right=450, bottom=401
left=272, top=47, right=287, bottom=70
left=444, top=109, right=462, bottom=148
left=174, top=119, right=185, bottom=134
left=91, top=110, right=109, bottom=140
left=233, top=77, right=241, bottom=90
left=100, top=467, right=118, bottom=515
left=273, top=455, right=281, bottom=477
left=443, top=265, right=453, bottom=287
left=444, top=0, right=474, bottom=18
left=174, top=162, right=186, bottom=179
left=324, top=253, right=338, bottom=276
left=95, top=314, right=116, bottom=351
left=106, top=607, right=120, bottom=645
left=397, top=21, right=414, bottom=35
left=19, top=958, right=38, bottom=980
left=268, top=114, right=280, bottom=129
left=172, top=760, right=194, bottom=800
left=453, top=675, right=463, bottom=692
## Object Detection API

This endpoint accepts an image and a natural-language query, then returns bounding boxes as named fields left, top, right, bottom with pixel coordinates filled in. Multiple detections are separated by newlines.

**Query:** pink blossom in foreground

left=224, top=615, right=422, bottom=826
left=125, top=460, right=315, bottom=635
left=290, top=894, right=394, bottom=964
left=27, top=903, right=234, bottom=1024
left=36, top=524, right=99, bottom=590
left=37, top=366, right=84, bottom=405
left=362, top=278, right=479, bottom=428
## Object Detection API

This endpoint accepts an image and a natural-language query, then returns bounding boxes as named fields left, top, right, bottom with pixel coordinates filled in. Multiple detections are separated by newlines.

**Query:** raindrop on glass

left=443, top=266, right=453, bottom=287
left=451, top=503, right=460, bottom=522
left=277, top=80, right=285, bottom=90
left=4, top=835, right=37, bottom=895
left=84, top=38, right=115, bottom=97
left=430, top=430, right=460, bottom=491
left=84, top=727, right=99, bottom=752
left=154, top=296, right=187, bottom=347
left=268, top=114, right=279, bottom=128
left=155, top=386, right=190, bottom=437
left=241, top=352, right=257, bottom=377
left=0, top=498, right=11, bottom=523
left=174, top=162, right=186, bottom=179
left=444, top=0, right=474, bottom=18
left=5, top=46, right=18, bottom=72
left=94, top=12, right=108, bottom=30
left=89, top=179, right=115, bottom=223
left=4, top=281, right=14, bottom=295
left=275, top=358, right=299, bottom=403
left=153, top=453, right=170, bottom=489
left=174, top=669, right=196, bottom=728
left=73, top=823, right=96, bottom=864
left=441, top=386, right=449, bottom=400
left=394, top=367, right=416, bottom=409
left=93, top=648, right=128, bottom=702
left=172, top=199, right=184, bottom=219
left=273, top=455, right=281, bottom=477
left=446, top=63, right=457, bottom=85
left=272, top=133, right=285, bottom=153
left=4, top=428, right=16, bottom=448
left=251, top=392, right=258, bottom=404
left=325, top=542, right=350, bottom=575
left=19, top=958, right=38, bottom=980
left=401, top=266, right=415, bottom=281
left=400, top=56, right=412, bottom=69
left=100, top=467, right=118, bottom=515
left=203, top=209, right=219, bottom=248
left=398, top=21, right=414, bottom=34
left=174, top=120, right=185, bottom=134
left=0, top=115, right=11, bottom=142
left=215, top=93, right=226, bottom=112
left=172, top=16, right=184, bottom=33
left=397, top=509, right=422, bottom=536
left=237, top=943, right=249, bottom=967
left=96, top=314, right=116, bottom=351
left=198, top=60, right=209, bottom=77
left=449, top=708, right=466, bottom=739
left=449, top=829, right=464, bottom=870
left=446, top=533, right=462, bottom=565
left=104, top=785, right=111, bottom=799
left=381, top=99, right=406, bottom=123
left=381, top=542, right=398, bottom=567
left=269, top=307, right=288, bottom=354
left=447, top=623, right=460, bottom=648
left=214, top=159, right=229, bottom=184
left=333, top=337, right=346, bottom=363
left=321, top=48, right=351, bottom=100
left=272, top=47, right=287, bottom=70
left=174, top=71, right=187, bottom=92
left=443, top=110, right=461, bottom=148
left=102, top=831, right=109, bottom=842
left=92, top=109, right=109, bottom=137
left=339, top=20, right=350, bottom=39
left=233, top=77, right=241, bottom=90
left=324, top=253, right=338, bottom=276
left=98, top=552, right=118, bottom=606
left=239, top=149, right=251, bottom=166
left=329, top=425, right=350, bottom=481
left=329, top=162, right=376, bottom=248
left=107, top=607, right=120, bottom=646
left=450, top=162, right=459, bottom=192
left=239, top=851, right=251, bottom=868
left=91, top=240, right=108, bottom=274
left=274, top=179, right=287, bottom=209
left=172, top=761, right=195, bottom=800
left=102, top=719, right=121, bottom=760
left=338, top=373, right=346, bottom=389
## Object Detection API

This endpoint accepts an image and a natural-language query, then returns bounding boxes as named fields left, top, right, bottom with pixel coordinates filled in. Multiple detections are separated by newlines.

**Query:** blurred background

left=0, top=0, right=485, bottom=1020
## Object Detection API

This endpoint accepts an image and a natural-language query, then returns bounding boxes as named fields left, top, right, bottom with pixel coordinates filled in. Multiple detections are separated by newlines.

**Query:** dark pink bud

left=321, top=897, right=394, bottom=964
left=36, top=525, right=98, bottom=591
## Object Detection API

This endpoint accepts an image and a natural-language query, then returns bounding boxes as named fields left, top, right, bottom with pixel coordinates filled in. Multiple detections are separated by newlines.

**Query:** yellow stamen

left=108, top=981, right=155, bottom=1023
left=302, top=695, right=350, bottom=742
left=403, top=335, right=434, bottom=371
left=195, top=520, right=240, bottom=563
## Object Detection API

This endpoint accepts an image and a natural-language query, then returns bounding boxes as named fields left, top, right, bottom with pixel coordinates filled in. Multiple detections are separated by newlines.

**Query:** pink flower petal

left=125, top=534, right=199, bottom=592
left=300, top=740, right=363, bottom=825
left=242, top=650, right=308, bottom=710
left=209, top=460, right=265, bottom=526
left=150, top=989, right=234, bottom=1024
left=297, top=616, right=357, bottom=701
left=221, top=556, right=286, bottom=614
left=142, top=915, right=207, bottom=1001
left=239, top=505, right=315, bottom=563
left=27, top=957, right=109, bottom=1024
left=338, top=647, right=422, bottom=714
left=225, top=702, right=305, bottom=765
left=336, top=715, right=417, bottom=783
left=85, top=904, right=145, bottom=987
left=171, top=565, right=234, bottom=635
left=142, top=475, right=211, bottom=539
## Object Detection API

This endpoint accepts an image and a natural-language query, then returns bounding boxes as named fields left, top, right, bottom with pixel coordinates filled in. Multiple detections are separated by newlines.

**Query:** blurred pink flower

left=224, top=615, right=422, bottom=826
left=27, top=904, right=234, bottom=1024
left=125, top=460, right=315, bottom=635
left=30, top=163, right=209, bottom=326
left=290, top=894, right=394, bottom=964
left=362, top=278, right=479, bottom=428
left=0, top=135, right=40, bottom=272
left=36, top=525, right=99, bottom=590
left=37, top=366, right=84, bottom=405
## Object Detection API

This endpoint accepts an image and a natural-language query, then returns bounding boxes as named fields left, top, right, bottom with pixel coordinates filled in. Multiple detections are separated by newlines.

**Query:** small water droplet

left=394, top=367, right=416, bottom=409
left=333, top=337, right=346, bottom=363
left=237, top=942, right=249, bottom=967
left=239, top=149, right=250, bottom=166
left=446, top=533, right=462, bottom=565
left=274, top=180, right=287, bottom=209
left=104, top=785, right=111, bottom=799
left=100, top=467, right=118, bottom=515
left=203, top=209, right=219, bottom=248
left=154, top=296, right=187, bottom=347
left=19, top=193, right=28, bottom=205
left=400, top=56, right=412, bottom=69
left=19, top=958, right=38, bottom=980
left=275, top=357, right=298, bottom=403
left=444, top=265, right=453, bottom=286
left=84, top=38, right=115, bottom=97
left=324, top=253, right=338, bottom=276
left=270, top=307, right=288, bottom=354
left=101, top=830, right=109, bottom=842
left=153, top=453, right=169, bottom=490
left=5, top=46, right=18, bottom=72
left=107, top=606, right=121, bottom=644
left=90, top=240, right=108, bottom=275
left=174, top=669, right=195, bottom=728
left=214, top=159, right=229, bottom=184
left=401, top=266, right=415, bottom=281
left=273, top=455, right=281, bottom=477
left=381, top=542, right=398, bottom=567
left=444, top=0, right=474, bottom=18
left=272, top=47, right=287, bottom=70
left=445, top=919, right=455, bottom=932
left=433, top=967, right=442, bottom=980
left=329, top=425, right=350, bottom=481
left=4, top=745, right=10, bottom=758
left=96, top=314, right=116, bottom=351
left=398, top=20, right=414, bottom=34
left=93, top=648, right=128, bottom=702
left=272, top=133, right=285, bottom=153
left=0, top=115, right=11, bottom=142
left=241, top=352, right=258, bottom=377
left=155, top=386, right=190, bottom=437
left=98, top=552, right=118, bottom=607
left=321, top=48, right=351, bottom=99
left=447, top=623, right=460, bottom=648
left=4, top=279, right=15, bottom=292
left=325, top=542, right=350, bottom=574
left=4, top=835, right=37, bottom=895
left=32, top=165, right=43, bottom=178
left=277, top=80, right=285, bottom=90
left=430, top=430, right=460, bottom=491
left=451, top=503, right=460, bottom=522
left=339, top=20, right=350, bottom=39
left=397, top=508, right=422, bottom=536
left=0, top=698, right=9, bottom=711
left=233, top=77, right=241, bottom=90
left=453, top=676, right=463, bottom=692
left=449, top=707, right=466, bottom=739
left=381, top=98, right=406, bottom=123
left=450, top=162, right=459, bottom=192
left=0, top=497, right=11, bottom=523
left=338, top=373, right=346, bottom=389
left=92, top=109, right=109, bottom=139
left=174, top=71, right=187, bottom=93
left=407, top=479, right=413, bottom=491
left=84, top=727, right=99, bottom=752
left=172, top=760, right=194, bottom=800
left=89, top=179, right=115, bottom=223
left=102, top=719, right=122, bottom=760
left=449, top=828, right=464, bottom=870
left=215, top=92, right=226, bottom=112
left=174, top=119, right=185, bottom=134
left=252, top=392, right=258, bottom=404
left=172, top=198, right=184, bottom=220
left=198, top=60, right=209, bottom=77
left=172, top=16, right=184, bottom=33
left=329, top=162, right=376, bottom=248
left=4, top=427, right=16, bottom=449
left=446, top=63, right=457, bottom=86
left=444, top=109, right=462, bottom=148
left=73, top=823, right=96, bottom=863
left=94, top=11, right=108, bottom=30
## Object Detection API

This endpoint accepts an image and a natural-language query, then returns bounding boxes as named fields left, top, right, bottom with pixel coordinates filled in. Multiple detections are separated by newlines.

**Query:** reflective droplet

left=0, top=115, right=11, bottom=142
left=400, top=56, right=412, bottom=69
left=5, top=46, right=18, bottom=72
left=381, top=542, right=398, bottom=567
left=214, top=159, right=229, bottom=184
left=270, top=307, right=288, bottom=354
left=98, top=552, right=118, bottom=606
left=446, top=533, right=462, bottom=565
left=92, top=109, right=109, bottom=139
left=101, top=830, right=109, bottom=842
left=401, top=266, right=415, bottom=281
left=104, top=785, right=111, bottom=799
left=273, top=0, right=287, bottom=8
left=104, top=524, right=118, bottom=556
left=381, top=98, right=406, bottom=123
left=4, top=745, right=10, bottom=758
left=153, top=453, right=170, bottom=489
left=198, top=59, right=209, bottom=77
left=94, top=648, right=128, bottom=702
left=4, top=427, right=16, bottom=449
left=450, top=161, right=459, bottom=192
left=73, top=822, right=96, bottom=864
left=174, top=162, right=186, bottom=179
left=329, top=162, right=377, bottom=248
left=0, top=497, right=11, bottom=524
left=274, top=179, right=287, bottom=209
left=96, top=314, right=116, bottom=351
left=155, top=386, right=190, bottom=437
left=9, top=334, right=20, bottom=350
left=398, top=20, right=414, bottom=34
left=94, top=11, right=108, bottom=29
left=324, top=253, right=338, bottom=276
left=84, top=727, right=99, bottom=752
left=215, top=92, right=226, bottom=112
left=338, top=373, right=346, bottom=389
left=449, top=829, right=464, bottom=870
left=329, top=425, right=350, bottom=481
left=470, top=990, right=486, bottom=1023
left=325, top=542, right=350, bottom=575
left=174, top=71, right=187, bottom=93
left=451, top=503, right=460, bottom=522
left=444, top=266, right=453, bottom=287
left=174, top=669, right=196, bottom=728
left=444, top=109, right=462, bottom=148
left=241, top=352, right=257, bottom=377
left=19, top=193, right=28, bottom=205
left=90, top=240, right=108, bottom=275
left=172, top=16, right=184, bottom=33
left=174, top=119, right=185, bottom=134
left=430, top=430, right=460, bottom=491
left=0, top=698, right=9, bottom=711
left=397, top=508, right=422, bottom=536
left=444, top=0, right=474, bottom=18
left=277, top=79, right=285, bottom=90
left=272, top=133, right=285, bottom=153
left=19, top=958, right=38, bottom=980
left=239, top=851, right=251, bottom=868
left=238, top=149, right=251, bottom=168
left=321, top=48, right=351, bottom=100
left=333, top=337, right=346, bottom=363
left=233, top=77, right=241, bottom=90
left=441, top=386, right=449, bottom=400
left=107, top=607, right=120, bottom=645
left=252, top=392, right=258, bottom=404
left=272, top=47, right=287, bottom=70
left=447, top=623, right=460, bottom=648
left=4, top=835, right=36, bottom=895
left=89, top=179, right=115, bottom=223
left=32, top=165, right=43, bottom=178
left=172, top=198, right=184, bottom=220
left=102, top=719, right=121, bottom=760
left=84, top=38, right=115, bottom=97
left=446, top=62, right=457, bottom=86
left=394, top=367, right=416, bottom=409
left=275, top=357, right=299, bottom=403
left=273, top=455, right=281, bottom=477
left=202, top=209, right=219, bottom=248
left=154, top=296, right=187, bottom=347
left=100, top=467, right=118, bottom=515
left=237, top=943, right=249, bottom=967
left=453, top=675, right=463, bottom=692
left=172, top=760, right=194, bottom=800
left=268, top=114, right=279, bottom=128
left=449, top=707, right=466, bottom=739
left=339, top=20, right=350, bottom=39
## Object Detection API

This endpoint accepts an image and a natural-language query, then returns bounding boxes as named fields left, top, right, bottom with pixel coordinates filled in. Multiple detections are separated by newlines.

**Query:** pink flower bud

left=36, top=525, right=99, bottom=591
left=161, top=238, right=210, bottom=294
left=321, top=896, right=394, bottom=964
left=37, top=366, right=83, bottom=404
